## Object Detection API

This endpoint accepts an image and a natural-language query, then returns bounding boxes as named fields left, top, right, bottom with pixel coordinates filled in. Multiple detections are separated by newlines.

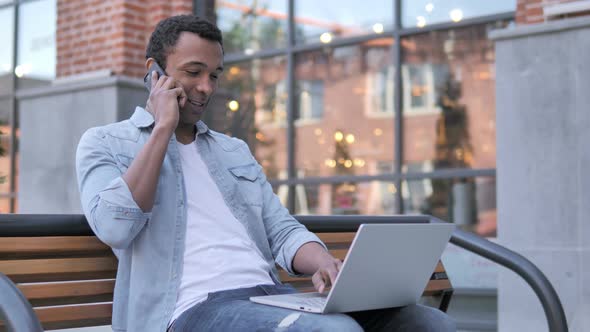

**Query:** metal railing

left=0, top=214, right=568, bottom=332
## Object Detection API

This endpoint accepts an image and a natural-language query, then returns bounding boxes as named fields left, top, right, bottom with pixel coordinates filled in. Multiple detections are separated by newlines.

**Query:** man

left=76, top=15, right=455, bottom=332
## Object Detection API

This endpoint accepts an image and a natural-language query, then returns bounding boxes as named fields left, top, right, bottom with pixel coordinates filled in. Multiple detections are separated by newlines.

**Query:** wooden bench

left=0, top=219, right=453, bottom=330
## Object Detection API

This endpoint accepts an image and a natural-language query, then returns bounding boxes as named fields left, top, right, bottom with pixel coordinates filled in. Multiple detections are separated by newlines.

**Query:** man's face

left=162, top=32, right=224, bottom=125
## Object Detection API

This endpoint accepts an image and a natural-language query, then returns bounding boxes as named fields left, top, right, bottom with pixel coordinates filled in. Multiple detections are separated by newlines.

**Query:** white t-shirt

left=170, top=138, right=273, bottom=323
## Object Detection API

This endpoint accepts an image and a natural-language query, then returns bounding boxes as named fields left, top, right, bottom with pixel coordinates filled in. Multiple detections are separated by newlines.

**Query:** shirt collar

left=129, top=106, right=210, bottom=135
left=129, top=106, right=154, bottom=128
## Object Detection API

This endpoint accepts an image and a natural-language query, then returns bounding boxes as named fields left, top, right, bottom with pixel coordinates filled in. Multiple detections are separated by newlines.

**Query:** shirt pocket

left=228, top=163, right=263, bottom=206
left=115, top=154, right=163, bottom=205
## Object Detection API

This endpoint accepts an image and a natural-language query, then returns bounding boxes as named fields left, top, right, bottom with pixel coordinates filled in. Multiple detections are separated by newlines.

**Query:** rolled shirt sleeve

left=76, top=127, right=151, bottom=249
left=255, top=160, right=328, bottom=276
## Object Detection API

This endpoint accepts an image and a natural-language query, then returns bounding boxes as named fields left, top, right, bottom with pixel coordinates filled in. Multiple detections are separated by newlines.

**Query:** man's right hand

left=146, top=71, right=188, bottom=133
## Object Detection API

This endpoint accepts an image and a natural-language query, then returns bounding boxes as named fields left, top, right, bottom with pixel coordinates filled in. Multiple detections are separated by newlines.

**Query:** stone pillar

left=491, top=16, right=590, bottom=332
left=17, top=77, right=147, bottom=213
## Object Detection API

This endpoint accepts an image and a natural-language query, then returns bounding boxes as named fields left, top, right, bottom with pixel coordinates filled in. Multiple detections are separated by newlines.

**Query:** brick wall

left=516, top=0, right=586, bottom=24
left=57, top=0, right=193, bottom=79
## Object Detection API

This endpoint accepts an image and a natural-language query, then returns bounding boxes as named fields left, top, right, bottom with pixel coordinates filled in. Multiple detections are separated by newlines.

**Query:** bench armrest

left=0, top=272, right=43, bottom=332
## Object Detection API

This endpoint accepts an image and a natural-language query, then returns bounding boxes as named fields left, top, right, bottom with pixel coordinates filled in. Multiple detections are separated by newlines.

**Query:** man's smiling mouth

left=188, top=99, right=205, bottom=107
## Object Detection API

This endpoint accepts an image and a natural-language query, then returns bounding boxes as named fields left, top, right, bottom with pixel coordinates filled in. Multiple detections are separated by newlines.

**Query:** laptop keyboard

left=290, top=293, right=328, bottom=308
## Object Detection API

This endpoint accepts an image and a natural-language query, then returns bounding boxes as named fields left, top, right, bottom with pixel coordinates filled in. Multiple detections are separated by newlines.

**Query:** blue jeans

left=169, top=284, right=456, bottom=331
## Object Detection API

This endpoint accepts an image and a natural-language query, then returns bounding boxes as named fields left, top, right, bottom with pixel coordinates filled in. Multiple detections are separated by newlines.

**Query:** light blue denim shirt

left=76, top=106, right=325, bottom=332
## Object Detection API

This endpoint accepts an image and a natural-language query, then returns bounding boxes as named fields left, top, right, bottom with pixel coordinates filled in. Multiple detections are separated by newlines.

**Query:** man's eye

left=210, top=75, right=219, bottom=80
left=186, top=71, right=199, bottom=76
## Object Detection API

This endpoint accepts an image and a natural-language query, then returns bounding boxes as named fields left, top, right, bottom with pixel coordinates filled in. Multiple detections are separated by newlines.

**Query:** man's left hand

left=311, top=257, right=343, bottom=294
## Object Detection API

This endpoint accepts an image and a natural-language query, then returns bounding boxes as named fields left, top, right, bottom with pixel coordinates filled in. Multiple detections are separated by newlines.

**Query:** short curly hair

left=146, top=15, right=223, bottom=70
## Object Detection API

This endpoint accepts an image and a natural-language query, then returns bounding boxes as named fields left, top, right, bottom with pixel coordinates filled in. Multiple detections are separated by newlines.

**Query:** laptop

left=250, top=223, right=455, bottom=314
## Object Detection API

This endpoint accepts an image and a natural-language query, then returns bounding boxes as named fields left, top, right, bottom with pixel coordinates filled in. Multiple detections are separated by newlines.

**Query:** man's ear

left=145, top=58, right=155, bottom=71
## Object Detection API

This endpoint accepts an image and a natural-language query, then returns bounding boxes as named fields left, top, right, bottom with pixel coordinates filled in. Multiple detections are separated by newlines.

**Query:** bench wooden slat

left=423, top=279, right=452, bottom=296
left=316, top=233, right=356, bottom=244
left=17, top=279, right=115, bottom=306
left=0, top=257, right=117, bottom=283
left=19, top=279, right=115, bottom=300
left=0, top=237, right=109, bottom=257
left=34, top=303, right=113, bottom=330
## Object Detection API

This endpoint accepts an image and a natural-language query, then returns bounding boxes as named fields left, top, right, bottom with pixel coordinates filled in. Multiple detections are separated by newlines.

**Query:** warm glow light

left=450, top=9, right=463, bottom=22
left=372, top=23, right=384, bottom=34
left=228, top=100, right=240, bottom=112
left=334, top=131, right=344, bottom=142
left=344, top=160, right=353, bottom=168
left=425, top=3, right=434, bottom=12
left=387, top=184, right=397, bottom=194
left=374, top=128, right=383, bottom=136
left=318, top=138, right=325, bottom=145
left=345, top=134, right=355, bottom=144
left=314, top=128, right=323, bottom=136
left=14, top=63, right=32, bottom=78
left=325, top=159, right=337, bottom=168
left=353, top=158, right=365, bottom=167
left=229, top=66, right=240, bottom=76
left=416, top=16, right=426, bottom=28
left=320, top=32, right=333, bottom=44
left=255, top=132, right=265, bottom=141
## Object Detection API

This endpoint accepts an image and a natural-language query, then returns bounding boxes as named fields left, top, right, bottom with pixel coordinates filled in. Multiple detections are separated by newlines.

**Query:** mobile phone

left=143, top=61, right=166, bottom=92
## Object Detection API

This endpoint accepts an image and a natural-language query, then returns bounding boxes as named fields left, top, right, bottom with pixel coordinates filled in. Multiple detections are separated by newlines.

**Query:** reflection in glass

left=215, top=0, right=288, bottom=55
left=205, top=57, right=287, bottom=180
left=294, top=39, right=395, bottom=179
left=402, top=22, right=508, bottom=173
left=295, top=0, right=393, bottom=44
left=286, top=181, right=396, bottom=215
left=402, top=0, right=515, bottom=28
left=0, top=98, right=12, bottom=195
left=0, top=7, right=14, bottom=96
left=403, top=176, right=497, bottom=237
left=16, top=0, right=56, bottom=88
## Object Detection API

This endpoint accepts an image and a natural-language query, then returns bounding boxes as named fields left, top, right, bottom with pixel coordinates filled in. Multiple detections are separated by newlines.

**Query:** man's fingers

left=312, top=272, right=325, bottom=294
left=328, top=268, right=338, bottom=287
left=174, top=87, right=188, bottom=108
left=161, top=75, right=176, bottom=90
left=336, top=259, right=343, bottom=271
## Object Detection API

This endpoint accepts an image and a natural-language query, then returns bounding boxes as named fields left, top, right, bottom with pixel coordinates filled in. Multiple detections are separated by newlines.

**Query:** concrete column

left=491, top=16, right=590, bottom=332
left=17, top=76, right=147, bottom=213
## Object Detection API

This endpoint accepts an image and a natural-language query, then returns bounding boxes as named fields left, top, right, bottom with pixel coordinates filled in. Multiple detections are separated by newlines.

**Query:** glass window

left=0, top=98, right=12, bottom=195
left=295, top=0, right=393, bottom=45
left=294, top=39, right=395, bottom=178
left=403, top=176, right=496, bottom=237
left=402, top=22, right=508, bottom=171
left=214, top=0, right=288, bottom=55
left=205, top=56, right=288, bottom=180
left=16, top=0, right=56, bottom=89
left=0, top=6, right=14, bottom=96
left=287, top=181, right=397, bottom=215
left=402, top=0, right=515, bottom=28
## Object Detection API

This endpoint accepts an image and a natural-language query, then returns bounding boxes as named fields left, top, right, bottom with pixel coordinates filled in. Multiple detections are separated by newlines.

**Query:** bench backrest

left=0, top=232, right=452, bottom=330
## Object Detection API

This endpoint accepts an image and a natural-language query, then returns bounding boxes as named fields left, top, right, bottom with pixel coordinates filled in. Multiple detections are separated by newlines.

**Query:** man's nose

left=196, top=77, right=214, bottom=95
